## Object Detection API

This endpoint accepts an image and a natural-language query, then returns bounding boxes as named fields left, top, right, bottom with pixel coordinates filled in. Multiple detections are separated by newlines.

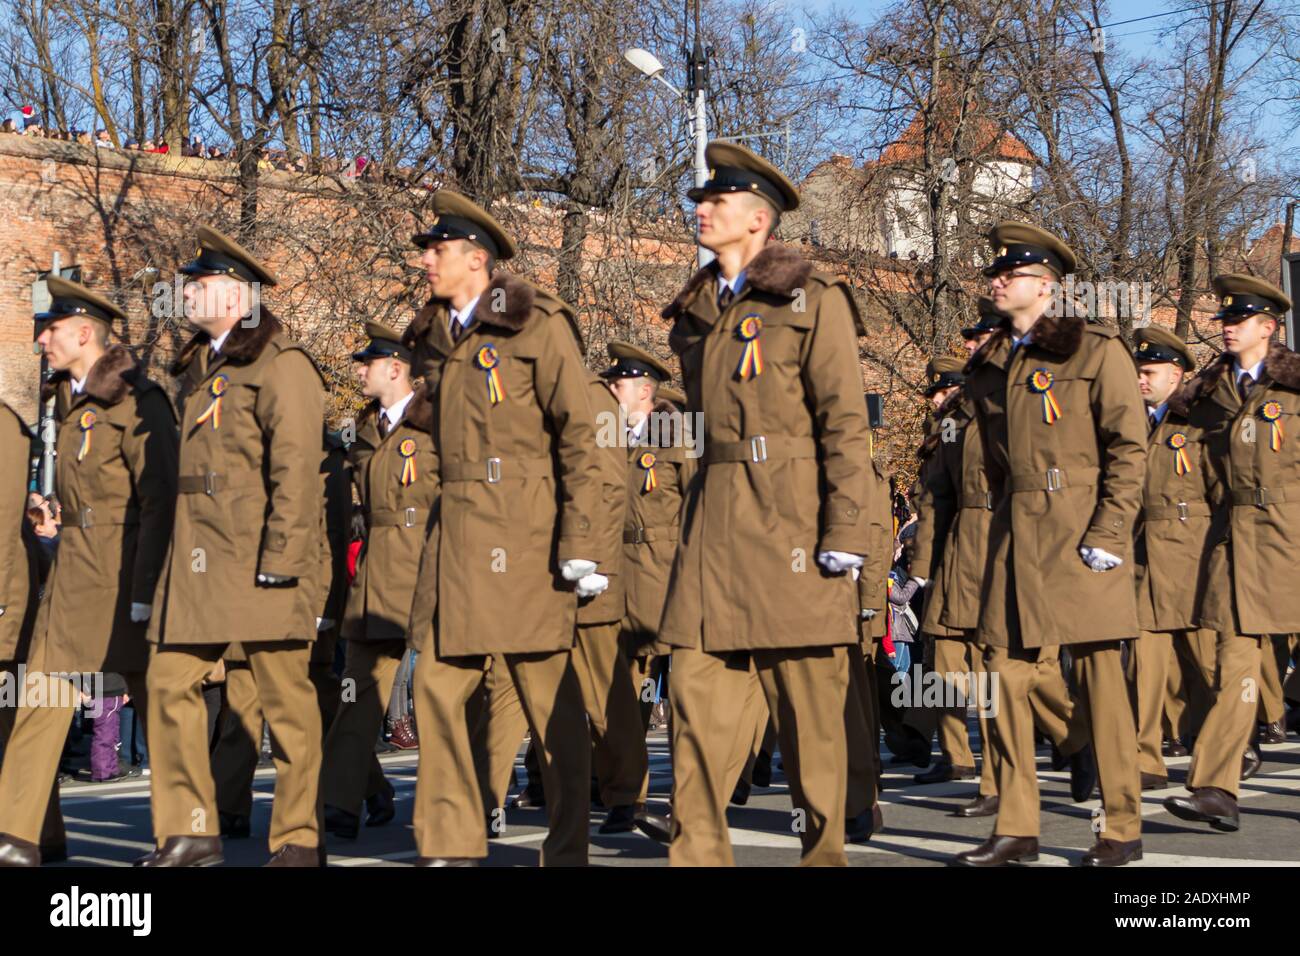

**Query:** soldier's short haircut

left=744, top=191, right=781, bottom=238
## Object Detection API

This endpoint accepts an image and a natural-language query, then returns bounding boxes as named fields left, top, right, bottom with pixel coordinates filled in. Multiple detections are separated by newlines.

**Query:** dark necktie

left=718, top=285, right=734, bottom=311
left=450, top=317, right=465, bottom=343
left=1238, top=373, right=1253, bottom=403
left=378, top=414, right=390, bottom=438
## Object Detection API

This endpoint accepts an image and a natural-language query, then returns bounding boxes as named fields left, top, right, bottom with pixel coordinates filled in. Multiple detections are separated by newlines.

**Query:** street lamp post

left=625, top=27, right=713, bottom=267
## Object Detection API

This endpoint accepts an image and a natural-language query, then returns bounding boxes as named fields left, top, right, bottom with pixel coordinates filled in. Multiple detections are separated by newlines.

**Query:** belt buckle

left=404, top=507, right=417, bottom=528
left=1177, top=501, right=1189, bottom=521
left=1254, top=487, right=1268, bottom=507
left=79, top=506, right=93, bottom=529
left=486, top=458, right=502, bottom=483
left=631, top=528, right=645, bottom=544
left=750, top=435, right=768, bottom=463
left=1044, top=467, right=1063, bottom=492
left=203, top=471, right=217, bottom=496
left=984, top=491, right=994, bottom=510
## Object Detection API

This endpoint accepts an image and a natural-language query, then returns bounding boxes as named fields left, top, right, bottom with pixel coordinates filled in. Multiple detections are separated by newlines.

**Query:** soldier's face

left=930, top=385, right=957, bottom=409
left=988, top=267, right=1053, bottom=313
left=356, top=357, right=402, bottom=399
left=695, top=192, right=767, bottom=250
left=1220, top=314, right=1275, bottom=356
left=421, top=240, right=485, bottom=298
left=35, top=316, right=93, bottom=372
left=183, top=275, right=244, bottom=329
left=962, top=331, right=993, bottom=355
left=609, top=376, right=653, bottom=414
left=1137, top=363, right=1183, bottom=406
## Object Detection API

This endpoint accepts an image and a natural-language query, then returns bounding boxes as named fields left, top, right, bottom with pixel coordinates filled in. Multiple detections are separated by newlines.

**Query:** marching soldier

left=403, top=190, right=603, bottom=866
left=1129, top=327, right=1214, bottom=790
left=907, top=355, right=978, bottom=785
left=141, top=226, right=327, bottom=867
left=320, top=322, right=435, bottom=839
left=660, top=141, right=878, bottom=866
left=0, top=278, right=177, bottom=867
left=957, top=222, right=1147, bottom=867
left=1164, top=275, right=1300, bottom=832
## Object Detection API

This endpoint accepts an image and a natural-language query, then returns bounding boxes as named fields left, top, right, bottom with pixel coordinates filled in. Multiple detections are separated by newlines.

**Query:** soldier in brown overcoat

left=0, top=278, right=177, bottom=867
left=141, top=227, right=326, bottom=867
left=957, top=222, right=1148, bottom=867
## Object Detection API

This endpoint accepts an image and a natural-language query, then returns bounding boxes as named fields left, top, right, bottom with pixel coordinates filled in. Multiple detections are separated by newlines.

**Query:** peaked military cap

left=180, top=225, right=280, bottom=286
left=411, top=190, right=516, bottom=261
left=351, top=320, right=412, bottom=364
left=923, top=355, right=966, bottom=395
left=601, top=340, right=671, bottom=383
left=982, top=221, right=1077, bottom=278
left=687, top=140, right=800, bottom=212
left=962, top=296, right=1008, bottom=338
left=1133, top=326, right=1194, bottom=371
left=35, top=276, right=127, bottom=329
left=1210, top=273, right=1291, bottom=322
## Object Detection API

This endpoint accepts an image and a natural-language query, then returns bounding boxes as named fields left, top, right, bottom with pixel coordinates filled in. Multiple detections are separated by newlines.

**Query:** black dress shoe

left=914, top=761, right=976, bottom=785
left=730, top=778, right=751, bottom=806
left=1140, top=772, right=1168, bottom=791
left=264, top=844, right=322, bottom=867
left=1163, top=787, right=1239, bottom=832
left=845, top=809, right=874, bottom=844
left=632, top=805, right=671, bottom=844
left=1162, top=738, right=1189, bottom=758
left=508, top=785, right=546, bottom=809
left=953, top=794, right=999, bottom=818
left=1069, top=746, right=1098, bottom=802
left=135, top=836, right=223, bottom=867
left=366, top=779, right=396, bottom=827
left=1241, top=745, right=1262, bottom=781
left=1261, top=719, right=1286, bottom=745
left=1049, top=743, right=1069, bottom=772
left=323, top=804, right=360, bottom=840
left=0, top=833, right=40, bottom=867
left=598, top=804, right=638, bottom=834
left=1082, top=838, right=1143, bottom=867
left=413, top=856, right=478, bottom=867
left=219, top=811, right=250, bottom=839
left=952, top=835, right=1038, bottom=866
left=40, top=843, right=68, bottom=864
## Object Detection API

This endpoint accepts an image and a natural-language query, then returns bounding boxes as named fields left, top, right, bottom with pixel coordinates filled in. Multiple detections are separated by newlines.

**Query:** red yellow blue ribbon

left=736, top=315, right=764, bottom=380
left=77, top=409, right=96, bottom=462
left=195, top=374, right=229, bottom=430
left=398, top=438, right=418, bottom=486
left=1261, top=401, right=1284, bottom=451
left=1028, top=368, right=1061, bottom=424
left=475, top=345, right=505, bottom=405
left=1167, top=431, right=1191, bottom=475
left=638, top=450, right=657, bottom=493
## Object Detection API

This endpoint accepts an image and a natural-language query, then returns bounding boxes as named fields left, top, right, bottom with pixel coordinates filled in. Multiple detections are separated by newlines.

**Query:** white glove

left=316, top=617, right=335, bottom=632
left=0, top=607, right=6, bottom=618
left=575, top=573, right=609, bottom=598
left=130, top=603, right=152, bottom=623
left=817, top=550, right=864, bottom=574
left=850, top=566, right=860, bottom=582
left=560, top=559, right=598, bottom=582
left=1079, top=546, right=1123, bottom=573
left=910, top=576, right=929, bottom=588
left=860, top=608, right=877, bottom=621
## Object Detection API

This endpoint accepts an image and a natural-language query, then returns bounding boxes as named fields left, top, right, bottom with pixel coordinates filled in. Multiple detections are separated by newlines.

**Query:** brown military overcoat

left=963, top=311, right=1147, bottom=648
left=1171, top=345, right=1300, bottom=635
left=403, top=272, right=603, bottom=656
left=858, top=457, right=893, bottom=641
left=908, top=403, right=964, bottom=638
left=33, top=347, right=177, bottom=673
left=149, top=311, right=326, bottom=646
left=342, top=385, right=439, bottom=644
left=660, top=243, right=878, bottom=651
left=0, top=401, right=38, bottom=662
left=577, top=375, right=628, bottom=626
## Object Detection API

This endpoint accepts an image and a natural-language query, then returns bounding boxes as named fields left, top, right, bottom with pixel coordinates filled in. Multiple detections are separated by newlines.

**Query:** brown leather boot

left=1164, top=787, right=1240, bottom=832
left=388, top=715, right=419, bottom=750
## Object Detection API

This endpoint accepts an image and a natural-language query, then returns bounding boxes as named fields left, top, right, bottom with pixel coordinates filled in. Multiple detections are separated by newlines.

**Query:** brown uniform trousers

left=412, top=646, right=589, bottom=864
left=0, top=663, right=109, bottom=848
left=148, top=641, right=321, bottom=851
left=1187, top=633, right=1269, bottom=796
left=1161, top=630, right=1217, bottom=743
left=903, top=636, right=977, bottom=770
left=483, top=624, right=650, bottom=811
left=845, top=641, right=880, bottom=818
left=1130, top=630, right=1218, bottom=778
left=1258, top=634, right=1296, bottom=723
left=669, top=644, right=850, bottom=867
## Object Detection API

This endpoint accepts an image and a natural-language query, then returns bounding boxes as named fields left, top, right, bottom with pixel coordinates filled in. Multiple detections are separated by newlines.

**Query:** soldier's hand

left=575, top=572, right=609, bottom=598
left=316, top=617, right=335, bottom=632
left=860, top=608, right=877, bottom=621
left=560, top=559, right=598, bottom=582
left=0, top=607, right=5, bottom=619
left=129, top=602, right=152, bottom=623
left=816, top=550, right=864, bottom=574
left=256, top=572, right=298, bottom=587
left=1078, top=546, right=1122, bottom=573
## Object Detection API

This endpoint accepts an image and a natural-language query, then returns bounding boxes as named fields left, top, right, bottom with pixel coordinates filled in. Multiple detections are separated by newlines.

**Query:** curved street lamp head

left=624, top=48, right=666, bottom=79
